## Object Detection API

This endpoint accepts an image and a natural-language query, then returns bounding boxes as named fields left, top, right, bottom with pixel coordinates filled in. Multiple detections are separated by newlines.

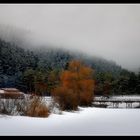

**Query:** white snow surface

left=0, top=107, right=140, bottom=136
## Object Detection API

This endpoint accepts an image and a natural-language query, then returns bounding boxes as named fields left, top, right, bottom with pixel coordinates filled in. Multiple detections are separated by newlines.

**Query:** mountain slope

left=0, top=38, right=123, bottom=90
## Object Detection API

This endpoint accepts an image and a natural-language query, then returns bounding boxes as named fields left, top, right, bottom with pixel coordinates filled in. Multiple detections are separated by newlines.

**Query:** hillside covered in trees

left=0, top=38, right=140, bottom=96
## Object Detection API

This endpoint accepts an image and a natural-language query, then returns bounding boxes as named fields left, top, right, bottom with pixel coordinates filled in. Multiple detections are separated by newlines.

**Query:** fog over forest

left=0, top=4, right=140, bottom=72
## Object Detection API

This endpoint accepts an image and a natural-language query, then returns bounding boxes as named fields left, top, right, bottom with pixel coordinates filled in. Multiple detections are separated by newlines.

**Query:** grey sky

left=0, top=4, right=140, bottom=71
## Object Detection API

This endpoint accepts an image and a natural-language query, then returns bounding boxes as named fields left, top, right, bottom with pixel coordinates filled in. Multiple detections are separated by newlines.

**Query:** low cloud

left=0, top=4, right=140, bottom=71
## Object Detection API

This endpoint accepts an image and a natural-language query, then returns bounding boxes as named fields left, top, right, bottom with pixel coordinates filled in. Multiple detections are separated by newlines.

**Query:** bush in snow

left=53, top=87, right=78, bottom=111
left=0, top=98, right=27, bottom=115
left=47, top=99, right=62, bottom=114
left=25, top=96, right=49, bottom=117
left=52, top=60, right=95, bottom=111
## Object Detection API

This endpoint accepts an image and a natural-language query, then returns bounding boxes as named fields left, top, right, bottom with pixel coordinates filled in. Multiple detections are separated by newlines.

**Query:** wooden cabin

left=0, top=88, right=25, bottom=99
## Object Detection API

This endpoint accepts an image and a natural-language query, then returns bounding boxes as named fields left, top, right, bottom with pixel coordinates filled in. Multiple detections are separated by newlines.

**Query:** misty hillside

left=1, top=37, right=139, bottom=95
left=0, top=38, right=123, bottom=86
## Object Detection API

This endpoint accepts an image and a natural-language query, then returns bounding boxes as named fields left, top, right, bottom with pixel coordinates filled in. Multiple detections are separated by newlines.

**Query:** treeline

left=0, top=38, right=140, bottom=95
left=95, top=70, right=140, bottom=96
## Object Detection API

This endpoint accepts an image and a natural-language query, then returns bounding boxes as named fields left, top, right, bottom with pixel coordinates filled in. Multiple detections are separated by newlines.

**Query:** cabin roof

left=0, top=88, right=25, bottom=99
left=1, top=88, right=19, bottom=92
left=0, top=90, right=4, bottom=94
left=0, top=88, right=24, bottom=95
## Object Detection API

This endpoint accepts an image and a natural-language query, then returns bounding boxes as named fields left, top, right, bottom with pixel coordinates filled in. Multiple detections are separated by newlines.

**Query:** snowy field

left=0, top=107, right=140, bottom=136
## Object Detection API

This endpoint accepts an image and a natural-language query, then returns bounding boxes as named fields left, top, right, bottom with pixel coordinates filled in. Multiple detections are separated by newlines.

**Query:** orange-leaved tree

left=53, top=60, right=95, bottom=111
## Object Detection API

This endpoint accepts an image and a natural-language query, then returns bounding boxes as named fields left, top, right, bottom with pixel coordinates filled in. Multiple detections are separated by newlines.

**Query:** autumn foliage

left=53, top=60, right=95, bottom=110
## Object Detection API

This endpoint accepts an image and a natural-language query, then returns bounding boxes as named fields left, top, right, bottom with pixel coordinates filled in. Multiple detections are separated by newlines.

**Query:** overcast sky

left=0, top=4, right=140, bottom=71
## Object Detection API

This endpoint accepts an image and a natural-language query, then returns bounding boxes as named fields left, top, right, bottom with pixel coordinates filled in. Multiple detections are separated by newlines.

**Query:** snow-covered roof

left=0, top=88, right=24, bottom=95
left=0, top=90, right=4, bottom=94
left=1, top=88, right=19, bottom=91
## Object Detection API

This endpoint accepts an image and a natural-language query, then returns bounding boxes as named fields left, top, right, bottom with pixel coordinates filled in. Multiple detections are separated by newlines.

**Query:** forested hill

left=0, top=38, right=129, bottom=93
left=0, top=38, right=121, bottom=86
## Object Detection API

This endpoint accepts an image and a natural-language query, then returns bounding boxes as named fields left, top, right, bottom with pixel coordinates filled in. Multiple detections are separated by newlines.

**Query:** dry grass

left=25, top=96, right=49, bottom=118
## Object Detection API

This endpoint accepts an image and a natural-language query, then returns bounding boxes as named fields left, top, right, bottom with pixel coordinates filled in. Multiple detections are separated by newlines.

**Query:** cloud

left=0, top=4, right=140, bottom=71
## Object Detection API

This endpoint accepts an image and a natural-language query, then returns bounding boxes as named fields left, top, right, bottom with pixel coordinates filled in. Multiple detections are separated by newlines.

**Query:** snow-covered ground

left=0, top=107, right=140, bottom=136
